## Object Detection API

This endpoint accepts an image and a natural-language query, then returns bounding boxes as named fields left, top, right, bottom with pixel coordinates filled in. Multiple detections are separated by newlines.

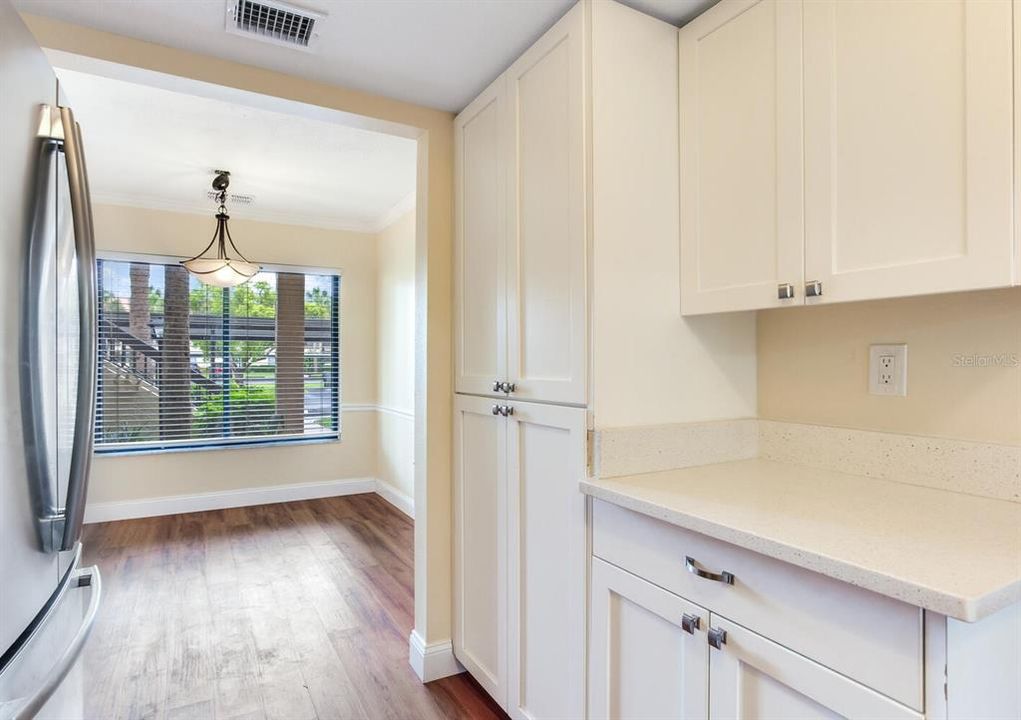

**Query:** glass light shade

left=182, top=258, right=261, bottom=288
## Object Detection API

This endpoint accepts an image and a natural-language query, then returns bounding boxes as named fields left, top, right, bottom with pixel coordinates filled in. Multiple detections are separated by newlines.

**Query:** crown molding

left=372, top=190, right=417, bottom=233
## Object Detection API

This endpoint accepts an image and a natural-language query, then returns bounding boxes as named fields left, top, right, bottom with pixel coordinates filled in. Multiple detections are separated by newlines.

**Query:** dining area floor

left=81, top=494, right=505, bottom=720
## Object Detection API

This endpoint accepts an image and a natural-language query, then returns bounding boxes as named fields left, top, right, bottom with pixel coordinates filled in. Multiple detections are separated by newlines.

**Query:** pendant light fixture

left=181, top=170, right=261, bottom=287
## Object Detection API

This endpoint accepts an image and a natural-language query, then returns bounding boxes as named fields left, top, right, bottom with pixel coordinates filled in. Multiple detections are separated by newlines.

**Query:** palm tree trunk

left=276, top=273, right=305, bottom=434
left=128, top=263, right=151, bottom=374
left=161, top=266, right=191, bottom=440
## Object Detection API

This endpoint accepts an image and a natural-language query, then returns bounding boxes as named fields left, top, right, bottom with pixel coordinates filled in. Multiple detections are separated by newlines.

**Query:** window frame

left=94, top=250, right=343, bottom=456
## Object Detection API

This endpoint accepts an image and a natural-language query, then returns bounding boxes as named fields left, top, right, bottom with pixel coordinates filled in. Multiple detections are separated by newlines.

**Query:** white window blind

left=95, top=258, right=340, bottom=453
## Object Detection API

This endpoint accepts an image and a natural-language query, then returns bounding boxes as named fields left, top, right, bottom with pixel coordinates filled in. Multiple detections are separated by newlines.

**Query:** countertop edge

left=579, top=478, right=1021, bottom=623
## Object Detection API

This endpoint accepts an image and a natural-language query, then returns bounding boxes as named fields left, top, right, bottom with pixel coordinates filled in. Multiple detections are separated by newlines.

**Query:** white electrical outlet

left=869, top=344, right=908, bottom=396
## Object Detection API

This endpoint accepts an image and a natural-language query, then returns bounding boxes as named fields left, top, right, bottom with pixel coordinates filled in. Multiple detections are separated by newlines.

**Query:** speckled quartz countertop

left=580, top=459, right=1021, bottom=622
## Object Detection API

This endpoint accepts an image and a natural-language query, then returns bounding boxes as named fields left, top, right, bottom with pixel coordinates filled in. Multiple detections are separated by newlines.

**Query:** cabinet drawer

left=592, top=500, right=923, bottom=711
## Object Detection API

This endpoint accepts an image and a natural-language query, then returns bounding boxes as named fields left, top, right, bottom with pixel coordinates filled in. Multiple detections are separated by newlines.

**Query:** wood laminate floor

left=81, top=494, right=506, bottom=720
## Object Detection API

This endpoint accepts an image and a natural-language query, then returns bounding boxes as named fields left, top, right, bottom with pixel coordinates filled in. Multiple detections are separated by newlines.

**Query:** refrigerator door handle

left=57, top=107, right=97, bottom=553
left=21, top=114, right=62, bottom=552
left=7, top=565, right=102, bottom=720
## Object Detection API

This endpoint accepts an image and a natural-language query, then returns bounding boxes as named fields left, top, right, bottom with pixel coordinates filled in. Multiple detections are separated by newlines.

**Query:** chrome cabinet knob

left=777, top=282, right=795, bottom=300
left=805, top=280, right=823, bottom=297
left=498, top=381, right=516, bottom=394
left=501, top=405, right=514, bottom=417
left=493, top=380, right=503, bottom=392
left=685, top=556, right=734, bottom=585
left=681, top=613, right=701, bottom=635
left=708, top=627, right=727, bottom=650
left=492, top=405, right=502, bottom=416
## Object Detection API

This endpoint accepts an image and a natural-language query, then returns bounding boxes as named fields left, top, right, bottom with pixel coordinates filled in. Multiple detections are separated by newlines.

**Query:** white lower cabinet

left=452, top=395, right=507, bottom=704
left=507, top=402, right=587, bottom=720
left=589, top=558, right=708, bottom=720
left=588, top=500, right=932, bottom=720
left=708, top=616, right=921, bottom=720
left=454, top=395, right=587, bottom=719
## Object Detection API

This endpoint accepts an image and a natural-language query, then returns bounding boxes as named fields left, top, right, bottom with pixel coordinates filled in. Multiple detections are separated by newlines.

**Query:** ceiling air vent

left=225, top=0, right=324, bottom=51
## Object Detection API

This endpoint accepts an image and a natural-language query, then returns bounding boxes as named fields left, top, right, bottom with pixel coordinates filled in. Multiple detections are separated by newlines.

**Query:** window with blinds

left=95, top=258, right=340, bottom=453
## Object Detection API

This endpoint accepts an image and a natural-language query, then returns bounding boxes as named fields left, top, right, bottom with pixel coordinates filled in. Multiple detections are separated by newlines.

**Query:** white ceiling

left=56, top=67, right=418, bottom=232
left=17, top=0, right=717, bottom=112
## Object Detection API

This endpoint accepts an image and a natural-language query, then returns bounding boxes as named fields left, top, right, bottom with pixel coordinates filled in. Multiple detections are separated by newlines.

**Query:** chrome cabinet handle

left=708, top=627, right=727, bottom=650
left=681, top=613, right=701, bottom=634
left=777, top=282, right=795, bottom=300
left=805, top=280, right=823, bottom=297
left=500, top=405, right=514, bottom=417
left=492, top=380, right=502, bottom=392
left=492, top=405, right=502, bottom=416
left=685, top=556, right=734, bottom=585
left=59, top=106, right=97, bottom=553
left=498, top=381, right=516, bottom=394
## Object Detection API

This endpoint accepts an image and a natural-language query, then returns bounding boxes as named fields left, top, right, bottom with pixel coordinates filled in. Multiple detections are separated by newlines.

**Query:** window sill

left=94, top=434, right=341, bottom=458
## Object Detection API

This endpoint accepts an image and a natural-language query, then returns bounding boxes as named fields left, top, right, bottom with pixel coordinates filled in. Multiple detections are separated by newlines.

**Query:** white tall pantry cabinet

left=453, top=1, right=681, bottom=717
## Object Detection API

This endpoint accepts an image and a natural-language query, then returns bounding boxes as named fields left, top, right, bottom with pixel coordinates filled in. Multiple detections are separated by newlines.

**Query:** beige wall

left=24, top=12, right=455, bottom=644
left=89, top=203, right=379, bottom=503
left=758, top=287, right=1021, bottom=445
left=377, top=209, right=416, bottom=501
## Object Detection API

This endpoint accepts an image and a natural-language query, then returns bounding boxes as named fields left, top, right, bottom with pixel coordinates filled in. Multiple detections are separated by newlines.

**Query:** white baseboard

left=375, top=480, right=415, bottom=518
left=408, top=629, right=463, bottom=683
left=83, top=477, right=378, bottom=523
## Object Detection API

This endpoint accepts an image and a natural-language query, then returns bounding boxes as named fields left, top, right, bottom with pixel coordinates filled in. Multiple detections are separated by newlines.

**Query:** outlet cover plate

left=869, top=344, right=908, bottom=396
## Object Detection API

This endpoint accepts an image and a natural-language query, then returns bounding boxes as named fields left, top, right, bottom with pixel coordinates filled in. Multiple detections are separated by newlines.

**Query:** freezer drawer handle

left=6, top=564, right=102, bottom=720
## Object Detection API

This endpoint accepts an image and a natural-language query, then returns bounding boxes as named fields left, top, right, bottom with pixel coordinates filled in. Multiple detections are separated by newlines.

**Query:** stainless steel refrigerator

left=0, top=3, right=101, bottom=718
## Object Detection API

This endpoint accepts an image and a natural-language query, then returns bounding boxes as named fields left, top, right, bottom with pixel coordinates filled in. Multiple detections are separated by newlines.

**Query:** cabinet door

left=505, top=3, right=587, bottom=405
left=708, top=616, right=922, bottom=720
left=455, top=79, right=507, bottom=397
left=589, top=558, right=709, bottom=720
left=506, top=401, right=586, bottom=719
left=679, top=0, right=804, bottom=315
left=803, top=0, right=1013, bottom=304
left=453, top=395, right=508, bottom=706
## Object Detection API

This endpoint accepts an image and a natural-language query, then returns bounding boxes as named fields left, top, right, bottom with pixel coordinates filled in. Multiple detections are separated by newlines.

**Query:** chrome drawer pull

left=681, top=613, right=700, bottom=635
left=708, top=627, right=727, bottom=650
left=685, top=556, right=734, bottom=585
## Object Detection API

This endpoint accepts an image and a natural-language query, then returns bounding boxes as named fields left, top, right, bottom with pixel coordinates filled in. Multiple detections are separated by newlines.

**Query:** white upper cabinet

left=680, top=0, right=1016, bottom=315
left=504, top=3, right=587, bottom=405
left=455, top=80, right=507, bottom=397
left=803, top=0, right=1014, bottom=304
left=454, top=3, right=587, bottom=406
left=680, top=0, right=804, bottom=315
